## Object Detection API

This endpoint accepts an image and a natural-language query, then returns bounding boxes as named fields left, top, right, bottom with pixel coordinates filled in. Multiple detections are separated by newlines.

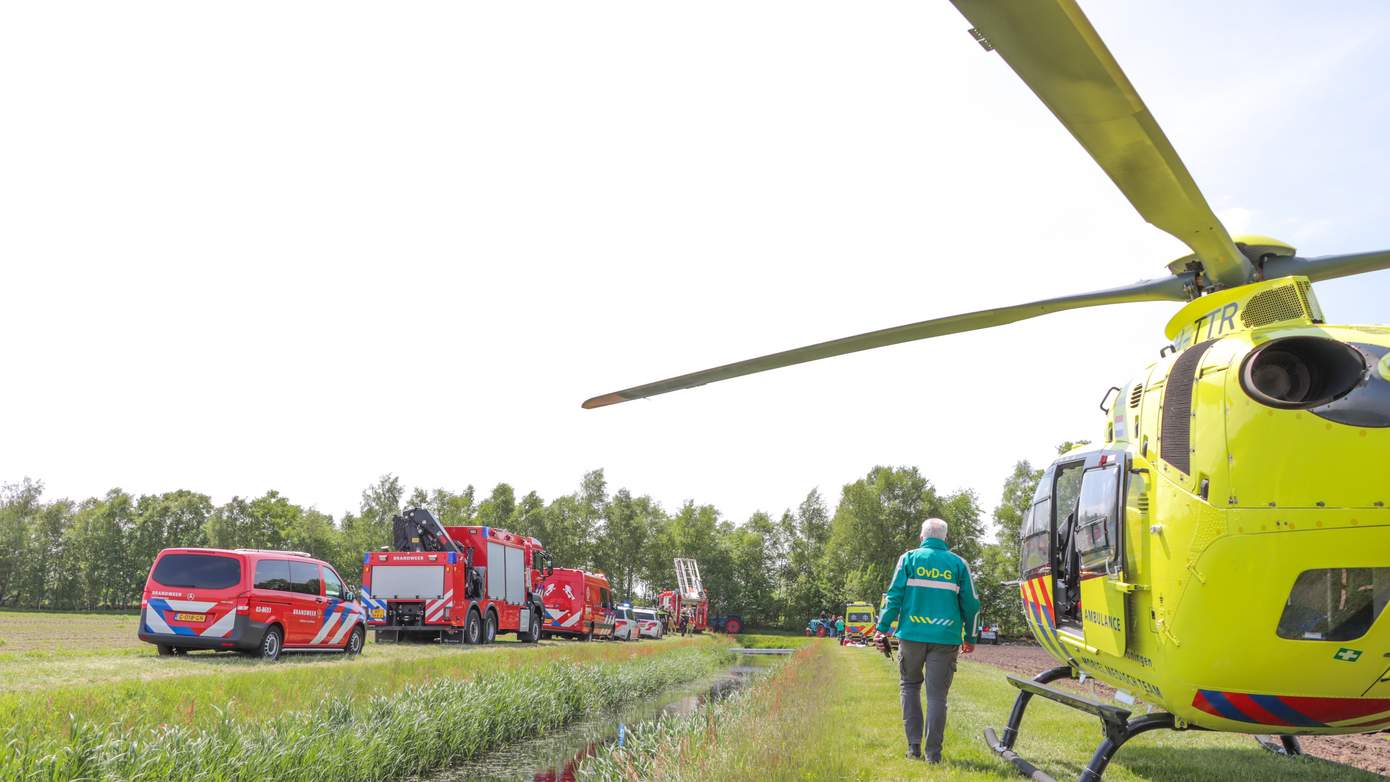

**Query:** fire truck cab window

left=601, top=588, right=612, bottom=608
left=152, top=553, right=240, bottom=590
left=1075, top=464, right=1121, bottom=572
left=290, top=561, right=322, bottom=596
left=323, top=567, right=345, bottom=599
left=1277, top=568, right=1390, bottom=642
left=253, top=559, right=292, bottom=592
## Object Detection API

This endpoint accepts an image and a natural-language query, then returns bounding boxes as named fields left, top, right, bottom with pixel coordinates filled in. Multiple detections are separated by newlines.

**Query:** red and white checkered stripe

left=424, top=590, right=453, bottom=623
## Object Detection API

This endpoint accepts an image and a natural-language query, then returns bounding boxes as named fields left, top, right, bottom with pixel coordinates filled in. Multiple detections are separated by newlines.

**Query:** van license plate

left=174, top=613, right=206, bottom=622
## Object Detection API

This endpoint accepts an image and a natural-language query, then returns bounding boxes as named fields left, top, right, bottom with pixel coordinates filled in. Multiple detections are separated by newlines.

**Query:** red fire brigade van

left=139, top=547, right=366, bottom=661
left=361, top=509, right=552, bottom=644
left=539, top=567, right=615, bottom=640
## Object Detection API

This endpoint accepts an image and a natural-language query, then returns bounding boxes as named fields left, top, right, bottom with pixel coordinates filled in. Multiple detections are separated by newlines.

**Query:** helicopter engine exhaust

left=1239, top=336, right=1366, bottom=410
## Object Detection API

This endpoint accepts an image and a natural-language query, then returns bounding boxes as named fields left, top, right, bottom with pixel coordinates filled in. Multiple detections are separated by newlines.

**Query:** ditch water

left=424, top=657, right=776, bottom=782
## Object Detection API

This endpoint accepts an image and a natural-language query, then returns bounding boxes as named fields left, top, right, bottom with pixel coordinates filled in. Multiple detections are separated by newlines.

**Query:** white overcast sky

left=3, top=2, right=1388, bottom=529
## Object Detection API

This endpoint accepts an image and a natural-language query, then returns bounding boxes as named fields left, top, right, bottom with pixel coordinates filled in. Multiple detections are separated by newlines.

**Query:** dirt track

left=966, top=641, right=1390, bottom=778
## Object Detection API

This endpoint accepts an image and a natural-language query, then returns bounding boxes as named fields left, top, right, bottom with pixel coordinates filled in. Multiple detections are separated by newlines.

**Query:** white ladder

left=674, top=558, right=704, bottom=601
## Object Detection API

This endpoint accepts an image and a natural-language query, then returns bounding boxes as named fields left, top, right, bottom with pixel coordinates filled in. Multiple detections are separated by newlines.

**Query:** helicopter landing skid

left=1254, top=734, right=1303, bottom=756
left=983, top=666, right=1182, bottom=782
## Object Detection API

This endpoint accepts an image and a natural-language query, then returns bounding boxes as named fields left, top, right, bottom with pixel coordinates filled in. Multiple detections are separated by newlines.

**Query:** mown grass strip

left=0, top=645, right=732, bottom=782
left=731, top=632, right=814, bottom=649
left=0, top=635, right=719, bottom=740
left=579, top=643, right=1382, bottom=782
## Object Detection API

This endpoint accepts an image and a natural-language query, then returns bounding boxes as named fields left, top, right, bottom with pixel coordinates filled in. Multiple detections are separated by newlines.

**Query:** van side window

left=1075, top=464, right=1121, bottom=572
left=323, top=567, right=345, bottom=599
left=291, top=562, right=322, bottom=596
left=254, top=559, right=292, bottom=592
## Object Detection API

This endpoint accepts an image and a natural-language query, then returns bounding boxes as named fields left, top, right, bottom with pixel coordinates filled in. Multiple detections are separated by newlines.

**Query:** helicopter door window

left=1276, top=568, right=1390, bottom=642
left=1074, top=464, right=1122, bottom=574
left=1050, top=461, right=1087, bottom=624
left=1020, top=498, right=1051, bottom=577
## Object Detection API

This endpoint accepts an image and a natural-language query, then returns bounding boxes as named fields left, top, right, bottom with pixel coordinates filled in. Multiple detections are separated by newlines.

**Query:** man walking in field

left=875, top=517, right=980, bottom=764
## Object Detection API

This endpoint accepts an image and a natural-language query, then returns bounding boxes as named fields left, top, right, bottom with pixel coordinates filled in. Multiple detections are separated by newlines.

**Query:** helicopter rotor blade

left=949, top=0, right=1251, bottom=289
left=582, top=275, right=1190, bottom=409
left=1262, top=250, right=1390, bottom=284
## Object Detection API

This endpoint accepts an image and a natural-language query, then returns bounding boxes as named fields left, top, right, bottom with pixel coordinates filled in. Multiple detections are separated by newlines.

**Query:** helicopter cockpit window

left=1074, top=464, right=1121, bottom=573
left=1276, top=567, right=1390, bottom=642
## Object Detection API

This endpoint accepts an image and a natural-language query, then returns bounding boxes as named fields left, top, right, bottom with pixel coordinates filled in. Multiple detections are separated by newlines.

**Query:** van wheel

left=345, top=626, right=365, bottom=656
left=484, top=611, right=498, bottom=644
left=464, top=609, right=482, bottom=645
left=258, top=626, right=283, bottom=661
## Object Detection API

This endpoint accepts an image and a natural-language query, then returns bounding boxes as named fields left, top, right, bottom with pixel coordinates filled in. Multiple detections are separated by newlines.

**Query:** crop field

left=0, top=609, right=734, bottom=782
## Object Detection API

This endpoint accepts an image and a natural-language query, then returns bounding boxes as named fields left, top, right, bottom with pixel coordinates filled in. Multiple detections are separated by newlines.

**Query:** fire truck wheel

left=464, top=609, right=483, bottom=645
left=520, top=612, right=541, bottom=643
left=258, top=626, right=283, bottom=661
left=484, top=611, right=498, bottom=644
left=345, top=626, right=365, bottom=656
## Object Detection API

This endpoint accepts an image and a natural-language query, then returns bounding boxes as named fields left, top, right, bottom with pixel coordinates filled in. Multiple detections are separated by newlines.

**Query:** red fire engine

left=539, top=567, right=615, bottom=640
left=658, top=558, right=709, bottom=633
left=361, top=508, right=553, bottom=644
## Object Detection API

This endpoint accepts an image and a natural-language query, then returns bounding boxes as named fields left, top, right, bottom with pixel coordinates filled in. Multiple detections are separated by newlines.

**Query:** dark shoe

left=906, top=743, right=921, bottom=760
left=925, top=754, right=942, bottom=765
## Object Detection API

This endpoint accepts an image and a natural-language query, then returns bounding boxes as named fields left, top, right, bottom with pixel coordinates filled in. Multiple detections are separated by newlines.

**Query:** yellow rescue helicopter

left=584, top=1, right=1390, bottom=779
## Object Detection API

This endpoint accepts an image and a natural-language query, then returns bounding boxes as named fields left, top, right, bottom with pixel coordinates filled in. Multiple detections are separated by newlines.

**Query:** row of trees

left=0, top=461, right=1054, bottom=632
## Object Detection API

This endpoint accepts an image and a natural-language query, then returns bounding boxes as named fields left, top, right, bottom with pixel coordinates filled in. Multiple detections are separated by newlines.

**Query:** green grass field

left=0, top=610, right=721, bottom=739
left=2, top=613, right=1382, bottom=781
left=583, top=639, right=1384, bottom=782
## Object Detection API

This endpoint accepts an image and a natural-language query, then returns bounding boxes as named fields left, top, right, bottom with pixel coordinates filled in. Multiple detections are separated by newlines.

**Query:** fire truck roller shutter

left=370, top=566, right=445, bottom=599
left=505, top=546, right=525, bottom=604
left=487, top=543, right=507, bottom=600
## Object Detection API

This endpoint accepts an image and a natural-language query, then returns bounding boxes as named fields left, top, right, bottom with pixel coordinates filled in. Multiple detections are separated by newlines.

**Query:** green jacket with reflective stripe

left=876, top=538, right=981, bottom=645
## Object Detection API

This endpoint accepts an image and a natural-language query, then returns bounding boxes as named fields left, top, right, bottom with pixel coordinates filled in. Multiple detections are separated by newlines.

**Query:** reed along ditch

left=427, top=655, right=779, bottom=782
left=0, top=644, right=739, bottom=782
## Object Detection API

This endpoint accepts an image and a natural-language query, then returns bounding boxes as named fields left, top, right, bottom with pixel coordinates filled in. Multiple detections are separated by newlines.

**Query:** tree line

left=0, top=461, right=1056, bottom=633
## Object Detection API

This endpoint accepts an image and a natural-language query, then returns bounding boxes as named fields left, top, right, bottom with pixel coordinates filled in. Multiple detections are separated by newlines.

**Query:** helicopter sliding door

left=1073, top=459, right=1127, bottom=656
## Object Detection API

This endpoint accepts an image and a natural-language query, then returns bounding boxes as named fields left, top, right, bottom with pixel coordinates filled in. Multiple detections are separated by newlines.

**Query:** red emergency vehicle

left=139, top=547, right=366, bottom=661
left=657, top=588, right=708, bottom=633
left=361, top=508, right=553, bottom=644
left=539, top=567, right=615, bottom=640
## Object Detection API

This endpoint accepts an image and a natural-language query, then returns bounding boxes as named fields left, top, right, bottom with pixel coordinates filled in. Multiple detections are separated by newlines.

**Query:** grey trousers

left=898, top=640, right=959, bottom=756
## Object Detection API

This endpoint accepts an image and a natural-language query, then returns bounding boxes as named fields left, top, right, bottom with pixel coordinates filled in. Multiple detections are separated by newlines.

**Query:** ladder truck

left=360, top=508, right=553, bottom=645
left=657, top=558, right=708, bottom=633
left=656, top=558, right=743, bottom=634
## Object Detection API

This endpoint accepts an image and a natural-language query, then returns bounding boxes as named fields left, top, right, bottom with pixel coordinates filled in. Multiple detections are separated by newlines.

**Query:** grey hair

left=920, top=517, right=948, bottom=541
